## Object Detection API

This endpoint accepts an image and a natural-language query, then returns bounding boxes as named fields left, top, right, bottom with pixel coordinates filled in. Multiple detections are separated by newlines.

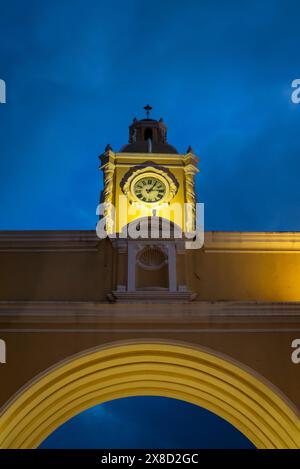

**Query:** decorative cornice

left=183, top=151, right=199, bottom=166
left=0, top=231, right=99, bottom=252
left=99, top=149, right=116, bottom=169
left=0, top=231, right=300, bottom=253
left=0, top=301, right=300, bottom=333
left=115, top=152, right=183, bottom=158
left=204, top=231, right=300, bottom=252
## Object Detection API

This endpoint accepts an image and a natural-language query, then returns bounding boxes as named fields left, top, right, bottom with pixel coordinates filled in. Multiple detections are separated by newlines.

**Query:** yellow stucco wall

left=0, top=236, right=112, bottom=301
left=1, top=231, right=300, bottom=448
left=0, top=231, right=300, bottom=301
left=188, top=250, right=300, bottom=301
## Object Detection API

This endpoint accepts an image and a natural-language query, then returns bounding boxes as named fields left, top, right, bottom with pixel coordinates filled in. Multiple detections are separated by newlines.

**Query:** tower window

left=144, top=128, right=153, bottom=140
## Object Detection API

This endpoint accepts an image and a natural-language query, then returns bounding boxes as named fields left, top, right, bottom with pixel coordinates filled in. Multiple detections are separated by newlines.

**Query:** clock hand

left=146, top=181, right=158, bottom=193
left=149, top=181, right=158, bottom=191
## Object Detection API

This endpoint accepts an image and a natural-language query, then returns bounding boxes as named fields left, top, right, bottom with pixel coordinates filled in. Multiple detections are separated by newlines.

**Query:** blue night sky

left=40, top=397, right=254, bottom=449
left=1, top=0, right=299, bottom=449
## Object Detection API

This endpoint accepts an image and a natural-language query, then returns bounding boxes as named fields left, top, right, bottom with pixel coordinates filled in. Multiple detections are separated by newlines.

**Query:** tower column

left=167, top=243, right=177, bottom=292
left=127, top=243, right=137, bottom=292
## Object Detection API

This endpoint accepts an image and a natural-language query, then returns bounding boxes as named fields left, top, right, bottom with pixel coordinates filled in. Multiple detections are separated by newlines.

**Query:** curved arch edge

left=0, top=341, right=299, bottom=449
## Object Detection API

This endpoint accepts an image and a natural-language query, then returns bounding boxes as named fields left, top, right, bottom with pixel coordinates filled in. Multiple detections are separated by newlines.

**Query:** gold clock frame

left=121, top=165, right=179, bottom=206
left=132, top=173, right=168, bottom=205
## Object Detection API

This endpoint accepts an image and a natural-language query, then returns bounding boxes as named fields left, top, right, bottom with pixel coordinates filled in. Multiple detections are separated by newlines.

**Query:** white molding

left=0, top=231, right=300, bottom=253
left=0, top=301, right=300, bottom=323
left=204, top=231, right=300, bottom=252
left=0, top=231, right=99, bottom=252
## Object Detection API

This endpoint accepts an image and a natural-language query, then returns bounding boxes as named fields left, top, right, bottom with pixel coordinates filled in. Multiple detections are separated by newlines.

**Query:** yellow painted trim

left=0, top=341, right=299, bottom=449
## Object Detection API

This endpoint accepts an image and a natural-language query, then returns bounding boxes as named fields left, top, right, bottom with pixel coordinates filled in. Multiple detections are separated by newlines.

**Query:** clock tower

left=99, top=106, right=199, bottom=301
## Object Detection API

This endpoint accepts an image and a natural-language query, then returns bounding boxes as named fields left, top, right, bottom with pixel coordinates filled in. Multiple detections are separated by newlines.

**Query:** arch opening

left=40, top=396, right=255, bottom=449
left=0, top=341, right=299, bottom=449
left=144, top=128, right=153, bottom=141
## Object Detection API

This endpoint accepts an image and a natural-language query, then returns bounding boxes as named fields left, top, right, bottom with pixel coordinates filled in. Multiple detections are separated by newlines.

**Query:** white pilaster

left=127, top=243, right=137, bottom=292
left=167, top=243, right=177, bottom=292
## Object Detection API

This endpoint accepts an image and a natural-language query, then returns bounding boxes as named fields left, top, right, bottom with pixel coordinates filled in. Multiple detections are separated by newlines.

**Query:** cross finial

left=144, top=104, right=152, bottom=119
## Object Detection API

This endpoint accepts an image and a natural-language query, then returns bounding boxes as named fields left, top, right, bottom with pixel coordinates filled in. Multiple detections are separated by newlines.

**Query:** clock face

left=133, top=176, right=167, bottom=203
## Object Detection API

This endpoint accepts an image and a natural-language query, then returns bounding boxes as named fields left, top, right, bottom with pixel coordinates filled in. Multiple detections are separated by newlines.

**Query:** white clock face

left=133, top=176, right=167, bottom=203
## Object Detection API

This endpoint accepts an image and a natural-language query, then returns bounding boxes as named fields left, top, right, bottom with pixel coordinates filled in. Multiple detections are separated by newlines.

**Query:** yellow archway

left=0, top=341, right=300, bottom=449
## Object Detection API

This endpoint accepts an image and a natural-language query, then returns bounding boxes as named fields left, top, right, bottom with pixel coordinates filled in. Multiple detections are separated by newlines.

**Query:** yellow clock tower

left=99, top=106, right=199, bottom=301
left=1, top=108, right=300, bottom=450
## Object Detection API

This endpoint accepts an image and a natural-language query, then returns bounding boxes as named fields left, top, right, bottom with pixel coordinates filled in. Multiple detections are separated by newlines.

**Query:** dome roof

left=119, top=108, right=178, bottom=154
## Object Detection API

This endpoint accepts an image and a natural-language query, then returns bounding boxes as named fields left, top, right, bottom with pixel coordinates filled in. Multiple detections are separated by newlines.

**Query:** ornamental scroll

left=102, top=162, right=115, bottom=234
left=184, top=164, right=197, bottom=233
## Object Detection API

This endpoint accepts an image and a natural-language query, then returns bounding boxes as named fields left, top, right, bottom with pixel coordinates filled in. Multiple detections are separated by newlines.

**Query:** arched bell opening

left=136, top=245, right=168, bottom=291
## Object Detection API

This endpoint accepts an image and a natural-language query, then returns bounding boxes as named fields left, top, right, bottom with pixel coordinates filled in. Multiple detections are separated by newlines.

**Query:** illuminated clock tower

left=99, top=106, right=199, bottom=301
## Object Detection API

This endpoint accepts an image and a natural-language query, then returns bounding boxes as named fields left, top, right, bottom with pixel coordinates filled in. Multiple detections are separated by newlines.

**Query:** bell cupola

left=121, top=105, right=178, bottom=154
